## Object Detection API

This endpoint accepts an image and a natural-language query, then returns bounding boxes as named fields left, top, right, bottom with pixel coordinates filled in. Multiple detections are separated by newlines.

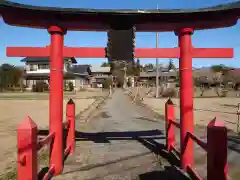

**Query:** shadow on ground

left=38, top=129, right=191, bottom=179
left=228, top=134, right=240, bottom=154
left=38, top=127, right=240, bottom=179
left=137, top=166, right=190, bottom=180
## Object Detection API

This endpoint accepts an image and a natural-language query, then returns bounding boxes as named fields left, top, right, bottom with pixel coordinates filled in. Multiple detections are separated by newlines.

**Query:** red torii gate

left=7, top=27, right=233, bottom=171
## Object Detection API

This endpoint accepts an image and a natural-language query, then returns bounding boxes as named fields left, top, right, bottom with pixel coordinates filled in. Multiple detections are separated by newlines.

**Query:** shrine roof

left=0, top=1, right=239, bottom=31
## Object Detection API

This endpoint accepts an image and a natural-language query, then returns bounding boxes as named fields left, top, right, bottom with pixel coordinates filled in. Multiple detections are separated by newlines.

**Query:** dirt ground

left=143, top=97, right=240, bottom=132
left=0, top=89, right=108, bottom=174
left=128, top=86, right=240, bottom=132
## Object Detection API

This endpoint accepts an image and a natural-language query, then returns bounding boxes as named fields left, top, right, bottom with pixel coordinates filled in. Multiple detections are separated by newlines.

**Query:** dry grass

left=0, top=149, right=50, bottom=180
left=143, top=97, right=240, bottom=132
left=129, top=85, right=240, bottom=131
left=0, top=89, right=108, bottom=177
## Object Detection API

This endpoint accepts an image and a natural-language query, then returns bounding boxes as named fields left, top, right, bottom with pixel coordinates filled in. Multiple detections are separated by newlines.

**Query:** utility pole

left=156, top=4, right=159, bottom=98
left=123, top=62, right=127, bottom=89
left=155, top=32, right=159, bottom=98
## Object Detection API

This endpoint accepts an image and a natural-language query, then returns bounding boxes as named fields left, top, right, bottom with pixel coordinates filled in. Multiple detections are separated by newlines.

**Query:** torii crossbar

left=6, top=28, right=234, bottom=172
left=7, top=46, right=233, bottom=58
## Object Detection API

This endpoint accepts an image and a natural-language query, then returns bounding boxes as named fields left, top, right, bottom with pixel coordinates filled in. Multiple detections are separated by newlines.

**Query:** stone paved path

left=55, top=89, right=188, bottom=180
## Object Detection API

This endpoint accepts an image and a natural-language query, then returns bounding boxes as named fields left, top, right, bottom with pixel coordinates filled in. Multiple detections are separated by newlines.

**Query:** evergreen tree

left=143, top=64, right=155, bottom=72
left=136, top=59, right=141, bottom=76
left=101, top=62, right=110, bottom=67
left=106, top=27, right=136, bottom=87
left=168, top=59, right=176, bottom=71
left=0, top=64, right=23, bottom=90
left=211, top=64, right=232, bottom=75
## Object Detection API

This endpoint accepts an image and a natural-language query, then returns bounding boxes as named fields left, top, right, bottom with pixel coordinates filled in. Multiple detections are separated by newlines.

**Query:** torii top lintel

left=0, top=1, right=239, bottom=32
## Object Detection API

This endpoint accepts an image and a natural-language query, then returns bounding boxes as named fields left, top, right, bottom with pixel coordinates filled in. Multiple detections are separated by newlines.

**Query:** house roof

left=20, top=57, right=77, bottom=63
left=0, top=1, right=239, bottom=31
left=90, top=65, right=111, bottom=73
left=69, top=64, right=91, bottom=75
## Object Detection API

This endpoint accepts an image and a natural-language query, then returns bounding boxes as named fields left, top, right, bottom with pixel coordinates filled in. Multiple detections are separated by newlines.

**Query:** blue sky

left=0, top=0, right=239, bottom=68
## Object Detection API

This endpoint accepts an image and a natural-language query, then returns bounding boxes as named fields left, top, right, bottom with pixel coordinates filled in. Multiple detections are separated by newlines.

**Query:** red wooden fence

left=16, top=97, right=229, bottom=180
left=165, top=99, right=228, bottom=180
left=17, top=99, right=75, bottom=180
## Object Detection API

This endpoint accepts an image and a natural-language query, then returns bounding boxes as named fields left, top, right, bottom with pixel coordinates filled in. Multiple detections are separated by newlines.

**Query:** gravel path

left=55, top=89, right=188, bottom=180
left=129, top=90, right=240, bottom=179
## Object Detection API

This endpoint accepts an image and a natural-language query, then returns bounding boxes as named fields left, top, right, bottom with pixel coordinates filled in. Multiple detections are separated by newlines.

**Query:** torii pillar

left=48, top=26, right=66, bottom=175
left=175, top=28, right=195, bottom=170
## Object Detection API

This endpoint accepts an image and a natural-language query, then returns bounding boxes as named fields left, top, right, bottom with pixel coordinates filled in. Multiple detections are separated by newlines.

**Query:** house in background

left=90, top=65, right=111, bottom=87
left=68, top=64, right=92, bottom=90
left=21, top=57, right=91, bottom=91
left=139, top=66, right=178, bottom=85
